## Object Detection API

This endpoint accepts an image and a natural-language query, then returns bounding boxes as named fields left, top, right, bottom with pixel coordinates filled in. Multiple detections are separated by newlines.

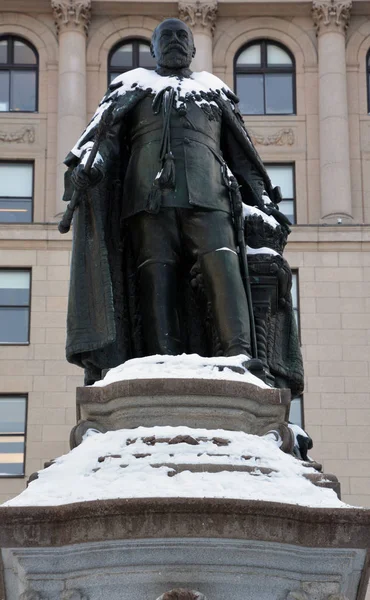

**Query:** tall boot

left=199, top=249, right=252, bottom=357
left=138, top=261, right=183, bottom=356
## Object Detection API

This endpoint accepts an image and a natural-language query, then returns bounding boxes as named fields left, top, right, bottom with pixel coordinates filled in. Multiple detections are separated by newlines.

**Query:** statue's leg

left=180, top=209, right=252, bottom=358
left=128, top=210, right=183, bottom=356
left=138, top=260, right=183, bottom=355
left=199, top=248, right=252, bottom=357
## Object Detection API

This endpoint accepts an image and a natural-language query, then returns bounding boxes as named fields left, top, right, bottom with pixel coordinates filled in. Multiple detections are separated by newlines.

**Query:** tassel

left=157, top=152, right=175, bottom=190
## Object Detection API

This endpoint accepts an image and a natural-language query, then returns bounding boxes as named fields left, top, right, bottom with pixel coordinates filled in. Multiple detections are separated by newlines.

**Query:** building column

left=312, top=0, right=353, bottom=224
left=178, top=1, right=217, bottom=73
left=52, top=0, right=91, bottom=217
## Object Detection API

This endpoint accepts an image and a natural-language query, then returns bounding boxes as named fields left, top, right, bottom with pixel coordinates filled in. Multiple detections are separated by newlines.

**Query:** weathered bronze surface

left=61, top=18, right=303, bottom=393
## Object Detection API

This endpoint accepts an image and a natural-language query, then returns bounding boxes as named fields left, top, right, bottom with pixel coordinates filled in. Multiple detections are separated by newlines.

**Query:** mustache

left=164, top=43, right=188, bottom=54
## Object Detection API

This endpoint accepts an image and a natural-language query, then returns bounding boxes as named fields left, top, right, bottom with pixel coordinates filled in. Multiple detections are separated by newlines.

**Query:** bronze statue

left=61, top=18, right=303, bottom=393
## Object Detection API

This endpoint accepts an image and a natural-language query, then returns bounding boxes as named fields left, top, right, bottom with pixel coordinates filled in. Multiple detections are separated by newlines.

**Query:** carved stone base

left=76, top=377, right=290, bottom=437
left=1, top=498, right=370, bottom=600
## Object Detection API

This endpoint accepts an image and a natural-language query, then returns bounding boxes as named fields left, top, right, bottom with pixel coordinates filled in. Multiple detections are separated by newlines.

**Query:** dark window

left=0, top=36, right=38, bottom=112
left=235, top=40, right=295, bottom=115
left=0, top=395, right=27, bottom=477
left=108, top=39, right=156, bottom=84
left=265, top=163, right=296, bottom=224
left=0, top=269, right=31, bottom=343
left=0, top=162, right=33, bottom=223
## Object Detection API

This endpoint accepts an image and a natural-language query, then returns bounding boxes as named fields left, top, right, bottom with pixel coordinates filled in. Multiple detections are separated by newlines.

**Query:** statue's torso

left=121, top=93, right=231, bottom=218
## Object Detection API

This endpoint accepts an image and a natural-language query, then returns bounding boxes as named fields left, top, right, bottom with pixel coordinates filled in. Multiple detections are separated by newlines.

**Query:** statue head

left=151, top=18, right=196, bottom=69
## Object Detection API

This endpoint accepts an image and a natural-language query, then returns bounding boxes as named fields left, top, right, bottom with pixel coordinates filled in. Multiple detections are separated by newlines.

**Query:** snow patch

left=2, top=426, right=352, bottom=509
left=92, top=354, right=270, bottom=389
left=72, top=69, right=232, bottom=158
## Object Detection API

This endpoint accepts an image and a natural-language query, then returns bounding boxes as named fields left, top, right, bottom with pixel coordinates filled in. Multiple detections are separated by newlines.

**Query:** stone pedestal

left=0, top=366, right=369, bottom=599
left=75, top=377, right=290, bottom=435
left=1, top=498, right=370, bottom=599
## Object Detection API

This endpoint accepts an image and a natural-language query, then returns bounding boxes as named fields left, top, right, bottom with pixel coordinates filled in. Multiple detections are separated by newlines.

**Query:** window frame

left=0, top=267, right=32, bottom=346
left=0, top=159, right=34, bottom=224
left=234, top=39, right=296, bottom=116
left=0, top=393, right=28, bottom=478
left=108, top=38, right=154, bottom=85
left=265, top=162, right=296, bottom=225
left=0, top=35, right=39, bottom=113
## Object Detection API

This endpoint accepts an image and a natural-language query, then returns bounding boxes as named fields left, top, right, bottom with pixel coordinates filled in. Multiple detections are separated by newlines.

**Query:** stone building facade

left=0, top=0, right=370, bottom=513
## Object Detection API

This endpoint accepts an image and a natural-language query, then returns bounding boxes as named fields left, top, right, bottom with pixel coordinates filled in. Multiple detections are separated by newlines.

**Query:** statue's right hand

left=71, top=164, right=101, bottom=191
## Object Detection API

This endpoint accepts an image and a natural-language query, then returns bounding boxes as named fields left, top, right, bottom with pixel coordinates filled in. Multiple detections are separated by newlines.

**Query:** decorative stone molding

left=311, top=0, right=352, bottom=33
left=51, top=0, right=92, bottom=35
left=249, top=128, right=294, bottom=147
left=156, top=590, right=207, bottom=600
left=178, top=1, right=218, bottom=34
left=0, top=127, right=35, bottom=144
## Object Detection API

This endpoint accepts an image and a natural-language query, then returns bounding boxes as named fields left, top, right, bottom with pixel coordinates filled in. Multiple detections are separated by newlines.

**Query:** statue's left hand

left=71, top=164, right=102, bottom=191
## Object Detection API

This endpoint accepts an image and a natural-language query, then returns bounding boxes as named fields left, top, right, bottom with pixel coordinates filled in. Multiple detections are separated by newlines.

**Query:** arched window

left=108, top=39, right=156, bottom=84
left=0, top=35, right=38, bottom=112
left=235, top=40, right=295, bottom=115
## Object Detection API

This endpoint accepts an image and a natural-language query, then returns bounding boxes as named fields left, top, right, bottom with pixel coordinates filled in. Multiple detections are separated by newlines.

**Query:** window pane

left=13, top=40, right=36, bottom=64
left=267, top=44, right=292, bottom=66
left=0, top=40, right=8, bottom=63
left=237, top=44, right=261, bottom=66
left=0, top=270, right=30, bottom=306
left=278, top=200, right=295, bottom=224
left=0, top=431, right=25, bottom=476
left=139, top=43, right=156, bottom=68
left=265, top=73, right=293, bottom=114
left=11, top=71, right=36, bottom=111
left=0, top=163, right=33, bottom=197
left=110, top=44, right=133, bottom=68
left=0, top=307, right=29, bottom=342
left=291, top=273, right=298, bottom=310
left=289, top=397, right=303, bottom=428
left=265, top=165, right=294, bottom=197
left=0, top=71, right=9, bottom=111
left=0, top=199, right=32, bottom=223
left=237, top=74, right=264, bottom=115
left=0, top=397, right=26, bottom=434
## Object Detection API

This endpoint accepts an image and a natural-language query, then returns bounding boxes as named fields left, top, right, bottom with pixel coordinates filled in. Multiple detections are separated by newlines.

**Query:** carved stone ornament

left=311, top=0, right=352, bottom=33
left=0, top=127, right=35, bottom=143
left=51, top=0, right=92, bottom=35
left=249, top=128, right=294, bottom=147
left=19, top=591, right=48, bottom=600
left=156, top=590, right=207, bottom=600
left=60, top=590, right=89, bottom=600
left=287, top=582, right=349, bottom=600
left=178, top=1, right=218, bottom=34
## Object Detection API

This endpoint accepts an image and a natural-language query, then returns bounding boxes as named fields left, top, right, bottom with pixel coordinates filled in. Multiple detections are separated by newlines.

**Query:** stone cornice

left=51, top=0, right=92, bottom=36
left=178, top=1, right=218, bottom=35
left=312, top=0, right=352, bottom=33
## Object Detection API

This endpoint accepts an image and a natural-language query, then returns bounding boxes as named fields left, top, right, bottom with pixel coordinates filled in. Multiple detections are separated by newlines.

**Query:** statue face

left=151, top=19, right=195, bottom=69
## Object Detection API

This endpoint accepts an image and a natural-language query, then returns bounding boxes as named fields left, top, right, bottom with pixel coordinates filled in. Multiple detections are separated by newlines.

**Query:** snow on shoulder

left=3, top=425, right=351, bottom=509
left=92, top=354, right=270, bottom=388
left=72, top=69, right=233, bottom=158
